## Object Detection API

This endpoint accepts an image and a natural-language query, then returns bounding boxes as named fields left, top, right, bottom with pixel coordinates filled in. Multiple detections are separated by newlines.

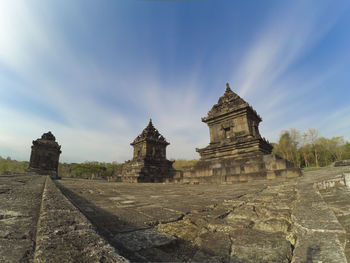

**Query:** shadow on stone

left=55, top=179, right=295, bottom=263
left=304, top=245, right=321, bottom=263
left=55, top=181, right=208, bottom=262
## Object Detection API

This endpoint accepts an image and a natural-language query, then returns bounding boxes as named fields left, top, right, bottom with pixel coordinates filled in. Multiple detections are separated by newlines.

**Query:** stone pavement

left=57, top=178, right=293, bottom=262
left=2, top=165, right=350, bottom=262
left=56, top=165, right=350, bottom=262
left=0, top=174, right=45, bottom=262
left=319, top=181, right=350, bottom=261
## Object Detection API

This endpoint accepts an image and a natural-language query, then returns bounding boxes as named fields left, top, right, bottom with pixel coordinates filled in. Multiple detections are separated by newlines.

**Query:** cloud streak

left=229, top=0, right=349, bottom=142
left=0, top=1, right=349, bottom=162
left=233, top=1, right=341, bottom=98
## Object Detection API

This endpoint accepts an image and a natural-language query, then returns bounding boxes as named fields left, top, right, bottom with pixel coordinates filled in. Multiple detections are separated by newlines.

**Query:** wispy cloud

left=0, top=104, right=134, bottom=162
left=0, top=1, right=349, bottom=162
left=229, top=1, right=349, bottom=142
left=0, top=2, right=134, bottom=161
left=0, top=1, right=210, bottom=161
left=232, top=1, right=340, bottom=98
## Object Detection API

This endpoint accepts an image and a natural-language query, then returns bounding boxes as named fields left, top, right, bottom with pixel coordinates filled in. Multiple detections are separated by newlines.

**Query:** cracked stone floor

left=57, top=176, right=301, bottom=262
left=2, top=165, right=350, bottom=262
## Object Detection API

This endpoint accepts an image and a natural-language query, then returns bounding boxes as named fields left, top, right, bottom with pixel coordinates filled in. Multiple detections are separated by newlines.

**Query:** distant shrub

left=0, top=158, right=29, bottom=174
left=172, top=159, right=198, bottom=170
left=58, top=161, right=124, bottom=179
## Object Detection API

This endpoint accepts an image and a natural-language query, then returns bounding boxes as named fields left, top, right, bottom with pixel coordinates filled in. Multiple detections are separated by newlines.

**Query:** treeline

left=2, top=128, right=348, bottom=177
left=171, top=159, right=198, bottom=170
left=59, top=159, right=199, bottom=179
left=0, top=156, right=29, bottom=174
left=0, top=157, right=126, bottom=179
left=273, top=128, right=350, bottom=168
left=58, top=162, right=125, bottom=179
left=0, top=158, right=198, bottom=178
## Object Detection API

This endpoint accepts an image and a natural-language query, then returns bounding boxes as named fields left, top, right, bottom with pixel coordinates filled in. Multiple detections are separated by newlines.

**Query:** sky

left=0, top=0, right=350, bottom=163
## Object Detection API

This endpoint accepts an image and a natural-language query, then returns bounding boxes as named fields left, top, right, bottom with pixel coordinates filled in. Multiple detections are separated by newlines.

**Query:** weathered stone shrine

left=197, top=83, right=273, bottom=160
left=28, top=131, right=61, bottom=178
left=120, top=119, right=175, bottom=182
left=182, top=83, right=300, bottom=183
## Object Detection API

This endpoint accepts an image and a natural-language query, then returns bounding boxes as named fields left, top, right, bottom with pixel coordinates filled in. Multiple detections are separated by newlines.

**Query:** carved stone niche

left=28, top=131, right=61, bottom=179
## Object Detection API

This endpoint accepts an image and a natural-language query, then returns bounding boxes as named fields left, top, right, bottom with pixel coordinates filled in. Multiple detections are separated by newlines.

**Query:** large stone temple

left=28, top=131, right=61, bottom=178
left=120, top=119, right=175, bottom=182
left=182, top=83, right=300, bottom=183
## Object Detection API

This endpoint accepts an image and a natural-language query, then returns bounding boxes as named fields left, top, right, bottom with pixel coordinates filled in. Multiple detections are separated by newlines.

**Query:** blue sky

left=0, top=0, right=350, bottom=163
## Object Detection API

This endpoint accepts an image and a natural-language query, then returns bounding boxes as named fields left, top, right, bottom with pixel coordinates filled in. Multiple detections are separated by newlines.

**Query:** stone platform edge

left=33, top=176, right=128, bottom=263
left=291, top=172, right=349, bottom=263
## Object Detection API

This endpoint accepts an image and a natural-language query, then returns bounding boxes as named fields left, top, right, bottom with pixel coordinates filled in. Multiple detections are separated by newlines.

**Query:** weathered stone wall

left=335, top=159, right=350, bottom=167
left=181, top=153, right=300, bottom=184
left=0, top=173, right=128, bottom=263
left=34, top=176, right=128, bottom=262
left=207, top=110, right=257, bottom=144
left=0, top=174, right=46, bottom=262
left=119, top=158, right=176, bottom=183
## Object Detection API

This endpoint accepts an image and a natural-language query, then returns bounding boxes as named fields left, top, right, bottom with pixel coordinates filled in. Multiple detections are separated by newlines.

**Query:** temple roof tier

left=203, top=83, right=262, bottom=122
left=131, top=119, right=169, bottom=145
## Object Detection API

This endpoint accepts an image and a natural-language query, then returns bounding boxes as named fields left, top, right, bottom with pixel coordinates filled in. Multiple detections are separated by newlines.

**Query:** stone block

left=291, top=232, right=347, bottom=263
left=113, top=229, right=176, bottom=252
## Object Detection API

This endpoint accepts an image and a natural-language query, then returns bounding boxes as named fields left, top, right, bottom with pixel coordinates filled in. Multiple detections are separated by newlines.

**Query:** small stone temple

left=120, top=119, right=175, bottom=182
left=196, top=83, right=273, bottom=160
left=28, top=131, right=61, bottom=178
left=182, top=83, right=300, bottom=183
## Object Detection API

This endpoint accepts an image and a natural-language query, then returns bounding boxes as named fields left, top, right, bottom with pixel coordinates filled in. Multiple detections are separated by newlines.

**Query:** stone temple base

left=119, top=159, right=175, bottom=183
left=27, top=167, right=59, bottom=179
left=180, top=154, right=301, bottom=184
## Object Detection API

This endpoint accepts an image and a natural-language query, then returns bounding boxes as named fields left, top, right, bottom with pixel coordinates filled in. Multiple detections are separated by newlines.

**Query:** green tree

left=273, top=129, right=300, bottom=167
left=172, top=159, right=198, bottom=170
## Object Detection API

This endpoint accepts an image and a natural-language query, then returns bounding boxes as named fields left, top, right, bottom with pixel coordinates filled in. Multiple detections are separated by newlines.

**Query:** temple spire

left=146, top=118, right=154, bottom=130
left=226, top=82, right=231, bottom=92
